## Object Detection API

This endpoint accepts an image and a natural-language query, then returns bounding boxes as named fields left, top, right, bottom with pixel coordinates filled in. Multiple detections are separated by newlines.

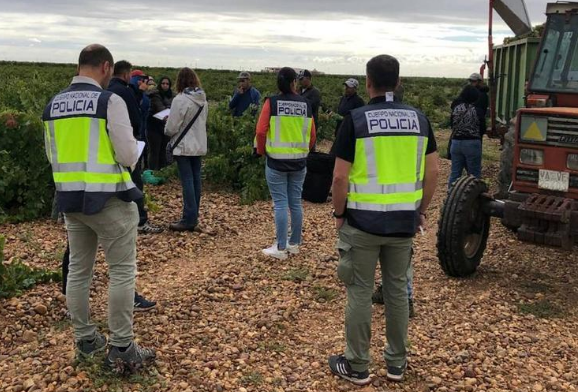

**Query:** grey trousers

left=64, top=197, right=138, bottom=347
left=337, top=222, right=413, bottom=371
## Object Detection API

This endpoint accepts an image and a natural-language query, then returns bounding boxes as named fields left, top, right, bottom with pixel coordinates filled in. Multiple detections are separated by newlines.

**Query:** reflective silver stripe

left=364, top=138, right=377, bottom=182
left=416, top=136, right=426, bottom=180
left=301, top=117, right=309, bottom=142
left=275, top=116, right=281, bottom=143
left=44, top=123, right=52, bottom=164
left=56, top=181, right=135, bottom=192
left=267, top=140, right=309, bottom=149
left=347, top=200, right=421, bottom=212
left=349, top=181, right=423, bottom=194
left=52, top=163, right=119, bottom=174
left=48, top=121, right=58, bottom=165
left=267, top=152, right=309, bottom=160
left=88, top=117, right=100, bottom=168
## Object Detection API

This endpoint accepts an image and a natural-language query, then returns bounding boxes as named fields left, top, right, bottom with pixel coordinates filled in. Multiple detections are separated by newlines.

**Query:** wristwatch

left=332, top=210, right=346, bottom=219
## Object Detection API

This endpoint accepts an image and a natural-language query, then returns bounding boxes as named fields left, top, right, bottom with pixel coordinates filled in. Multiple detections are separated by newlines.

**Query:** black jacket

left=147, top=89, right=173, bottom=135
left=107, top=78, right=142, bottom=139
left=300, top=85, right=321, bottom=125
left=450, top=98, right=485, bottom=140
left=338, top=93, right=365, bottom=116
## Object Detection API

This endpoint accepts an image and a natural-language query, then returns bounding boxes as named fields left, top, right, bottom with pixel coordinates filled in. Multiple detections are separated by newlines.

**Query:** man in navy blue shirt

left=229, top=71, right=261, bottom=117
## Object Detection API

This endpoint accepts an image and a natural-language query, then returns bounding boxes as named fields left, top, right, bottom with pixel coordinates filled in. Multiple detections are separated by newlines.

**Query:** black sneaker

left=386, top=361, right=407, bottom=382
left=134, top=293, right=156, bottom=312
left=76, top=332, right=107, bottom=359
left=168, top=221, right=196, bottom=232
left=372, top=284, right=384, bottom=304
left=138, top=222, right=164, bottom=234
left=328, top=355, right=371, bottom=386
left=104, top=341, right=156, bottom=374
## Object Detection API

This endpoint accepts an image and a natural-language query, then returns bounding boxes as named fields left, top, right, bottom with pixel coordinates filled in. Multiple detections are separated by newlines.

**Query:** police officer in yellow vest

left=42, top=44, right=155, bottom=370
left=255, top=67, right=316, bottom=259
left=328, top=55, right=439, bottom=385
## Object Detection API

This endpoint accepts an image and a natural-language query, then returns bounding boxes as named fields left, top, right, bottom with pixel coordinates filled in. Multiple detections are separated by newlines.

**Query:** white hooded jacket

left=164, top=87, right=208, bottom=156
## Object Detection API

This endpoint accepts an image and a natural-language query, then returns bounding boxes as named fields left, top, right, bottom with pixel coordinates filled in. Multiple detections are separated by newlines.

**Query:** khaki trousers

left=337, top=222, right=412, bottom=371
left=64, top=197, right=138, bottom=347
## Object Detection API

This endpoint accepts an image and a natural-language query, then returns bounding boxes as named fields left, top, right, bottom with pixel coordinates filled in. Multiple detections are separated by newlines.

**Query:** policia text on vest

left=365, top=109, right=420, bottom=134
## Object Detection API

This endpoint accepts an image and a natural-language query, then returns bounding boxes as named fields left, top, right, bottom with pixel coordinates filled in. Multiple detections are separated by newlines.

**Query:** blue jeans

left=175, top=156, right=202, bottom=226
left=265, top=165, right=307, bottom=250
left=448, top=139, right=482, bottom=188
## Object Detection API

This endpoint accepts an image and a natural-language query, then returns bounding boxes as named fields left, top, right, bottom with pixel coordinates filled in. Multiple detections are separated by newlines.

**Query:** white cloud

left=0, top=0, right=548, bottom=77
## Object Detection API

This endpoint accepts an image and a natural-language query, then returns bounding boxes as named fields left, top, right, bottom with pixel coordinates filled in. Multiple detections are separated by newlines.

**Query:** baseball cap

left=237, top=71, right=251, bottom=80
left=344, top=78, right=359, bottom=88
left=298, top=69, right=312, bottom=79
left=468, top=73, right=483, bottom=82
left=131, top=69, right=147, bottom=78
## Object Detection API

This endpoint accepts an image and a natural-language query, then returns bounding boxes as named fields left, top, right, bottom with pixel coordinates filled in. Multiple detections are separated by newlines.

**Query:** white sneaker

left=262, top=244, right=288, bottom=260
left=286, top=243, right=300, bottom=255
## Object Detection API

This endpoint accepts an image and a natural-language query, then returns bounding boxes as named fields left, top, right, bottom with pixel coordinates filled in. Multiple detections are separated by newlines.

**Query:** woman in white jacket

left=164, top=68, right=208, bottom=231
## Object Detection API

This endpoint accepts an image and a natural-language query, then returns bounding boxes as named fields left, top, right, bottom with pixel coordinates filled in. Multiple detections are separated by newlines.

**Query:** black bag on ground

left=302, top=152, right=335, bottom=203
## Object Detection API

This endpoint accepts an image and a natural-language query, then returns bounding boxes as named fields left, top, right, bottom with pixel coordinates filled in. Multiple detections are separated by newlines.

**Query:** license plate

left=538, top=169, right=569, bottom=192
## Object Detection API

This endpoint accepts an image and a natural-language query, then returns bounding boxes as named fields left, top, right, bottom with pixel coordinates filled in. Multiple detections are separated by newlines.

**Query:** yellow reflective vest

left=42, top=82, right=139, bottom=214
left=265, top=95, right=313, bottom=161
left=346, top=101, right=429, bottom=235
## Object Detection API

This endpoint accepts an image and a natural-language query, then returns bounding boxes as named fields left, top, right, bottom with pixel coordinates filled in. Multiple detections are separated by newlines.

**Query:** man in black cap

left=338, top=78, right=365, bottom=117
left=299, top=70, right=322, bottom=127
left=333, top=78, right=365, bottom=140
left=468, top=72, right=489, bottom=118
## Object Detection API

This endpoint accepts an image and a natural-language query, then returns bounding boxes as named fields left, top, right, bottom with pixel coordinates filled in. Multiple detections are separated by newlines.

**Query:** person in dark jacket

left=147, top=76, right=174, bottom=170
left=229, top=71, right=261, bottom=117
left=448, top=85, right=485, bottom=188
left=334, top=78, right=365, bottom=138
left=129, top=69, right=150, bottom=140
left=107, top=61, right=163, bottom=235
left=337, top=78, right=365, bottom=116
left=107, top=61, right=142, bottom=140
left=468, top=72, right=489, bottom=119
left=298, top=69, right=322, bottom=127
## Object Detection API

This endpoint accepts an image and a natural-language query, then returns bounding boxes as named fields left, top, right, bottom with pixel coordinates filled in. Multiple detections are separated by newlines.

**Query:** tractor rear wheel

left=437, top=176, right=491, bottom=277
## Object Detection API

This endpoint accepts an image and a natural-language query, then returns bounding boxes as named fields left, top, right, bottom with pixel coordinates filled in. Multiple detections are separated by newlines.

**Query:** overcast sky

left=0, top=0, right=547, bottom=77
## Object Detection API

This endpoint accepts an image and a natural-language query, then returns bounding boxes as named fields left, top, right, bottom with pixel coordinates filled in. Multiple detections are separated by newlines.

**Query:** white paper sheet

left=153, top=108, right=170, bottom=120
left=137, top=141, right=146, bottom=158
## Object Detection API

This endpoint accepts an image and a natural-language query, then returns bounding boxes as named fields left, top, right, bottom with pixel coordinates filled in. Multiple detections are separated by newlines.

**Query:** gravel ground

left=1, top=138, right=577, bottom=392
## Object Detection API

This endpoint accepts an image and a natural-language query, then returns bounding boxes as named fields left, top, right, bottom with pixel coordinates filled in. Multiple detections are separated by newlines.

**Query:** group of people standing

left=44, top=43, right=442, bottom=386
left=106, top=61, right=208, bottom=233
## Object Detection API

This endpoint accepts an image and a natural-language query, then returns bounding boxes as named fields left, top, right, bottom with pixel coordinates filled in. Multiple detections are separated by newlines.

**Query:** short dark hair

left=78, top=44, right=114, bottom=68
left=176, top=67, right=202, bottom=93
left=366, top=55, right=399, bottom=91
left=277, top=67, right=297, bottom=94
left=113, top=60, right=132, bottom=76
left=460, top=85, right=480, bottom=104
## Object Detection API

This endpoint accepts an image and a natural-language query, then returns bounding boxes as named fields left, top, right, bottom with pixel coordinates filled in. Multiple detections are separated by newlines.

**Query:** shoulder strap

left=171, top=105, right=204, bottom=152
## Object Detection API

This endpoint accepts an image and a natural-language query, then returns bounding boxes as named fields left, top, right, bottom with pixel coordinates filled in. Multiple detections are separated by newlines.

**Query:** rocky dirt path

left=1, top=139, right=577, bottom=392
